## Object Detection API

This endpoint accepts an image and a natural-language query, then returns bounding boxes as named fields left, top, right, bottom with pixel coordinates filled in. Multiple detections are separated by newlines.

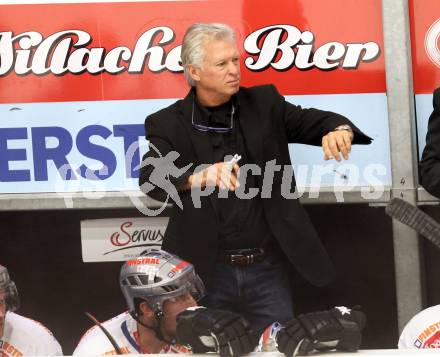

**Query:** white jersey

left=73, top=311, right=191, bottom=355
left=0, top=311, right=62, bottom=356
left=399, top=305, right=440, bottom=349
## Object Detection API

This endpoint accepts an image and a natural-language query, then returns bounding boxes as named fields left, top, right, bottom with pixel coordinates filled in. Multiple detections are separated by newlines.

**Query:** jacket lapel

left=179, top=90, right=218, bottom=214
left=180, top=90, right=215, bottom=165
left=236, top=89, right=263, bottom=166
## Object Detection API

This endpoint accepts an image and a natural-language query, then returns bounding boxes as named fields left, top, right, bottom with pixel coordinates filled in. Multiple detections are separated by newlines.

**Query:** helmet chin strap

left=130, top=311, right=174, bottom=345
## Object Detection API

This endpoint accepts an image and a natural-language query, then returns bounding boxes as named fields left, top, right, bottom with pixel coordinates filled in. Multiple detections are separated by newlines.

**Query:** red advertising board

left=0, top=1, right=390, bottom=196
left=409, top=0, right=440, bottom=94
left=0, top=0, right=385, bottom=104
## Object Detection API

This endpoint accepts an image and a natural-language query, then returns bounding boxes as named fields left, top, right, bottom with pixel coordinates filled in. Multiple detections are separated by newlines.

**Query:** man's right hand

left=188, top=162, right=240, bottom=191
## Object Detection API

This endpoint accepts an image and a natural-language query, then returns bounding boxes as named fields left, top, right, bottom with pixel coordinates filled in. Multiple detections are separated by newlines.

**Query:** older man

left=0, top=264, right=62, bottom=356
left=139, top=23, right=372, bottom=334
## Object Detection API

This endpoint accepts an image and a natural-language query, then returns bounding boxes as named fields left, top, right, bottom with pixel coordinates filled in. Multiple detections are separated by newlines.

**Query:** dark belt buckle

left=230, top=254, right=252, bottom=266
left=229, top=248, right=264, bottom=266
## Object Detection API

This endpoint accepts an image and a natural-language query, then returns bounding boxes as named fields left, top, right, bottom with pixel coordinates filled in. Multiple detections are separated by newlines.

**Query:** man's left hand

left=276, top=306, right=366, bottom=357
left=322, top=129, right=354, bottom=161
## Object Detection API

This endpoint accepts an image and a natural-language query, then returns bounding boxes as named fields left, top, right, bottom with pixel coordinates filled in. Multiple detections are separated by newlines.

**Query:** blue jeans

left=200, top=252, right=294, bottom=335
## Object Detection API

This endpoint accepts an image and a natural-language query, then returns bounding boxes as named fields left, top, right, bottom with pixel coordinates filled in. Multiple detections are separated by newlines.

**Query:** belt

left=217, top=248, right=266, bottom=266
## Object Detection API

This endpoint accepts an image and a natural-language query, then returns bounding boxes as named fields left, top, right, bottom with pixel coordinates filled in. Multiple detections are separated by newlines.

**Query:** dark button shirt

left=193, top=94, right=274, bottom=250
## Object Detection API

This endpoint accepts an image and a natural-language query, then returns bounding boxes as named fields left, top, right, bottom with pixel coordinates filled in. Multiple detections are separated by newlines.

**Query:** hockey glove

left=277, top=306, right=366, bottom=357
left=176, top=307, right=258, bottom=357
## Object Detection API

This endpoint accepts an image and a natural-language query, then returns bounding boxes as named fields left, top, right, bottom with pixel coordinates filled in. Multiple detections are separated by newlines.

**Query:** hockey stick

left=385, top=197, right=440, bottom=249
left=85, top=312, right=123, bottom=355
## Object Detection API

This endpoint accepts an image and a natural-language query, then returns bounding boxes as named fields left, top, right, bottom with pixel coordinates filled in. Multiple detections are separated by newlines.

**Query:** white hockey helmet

left=0, top=265, right=20, bottom=312
left=120, top=250, right=205, bottom=318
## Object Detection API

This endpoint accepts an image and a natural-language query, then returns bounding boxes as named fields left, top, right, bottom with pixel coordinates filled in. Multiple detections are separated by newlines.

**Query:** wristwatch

left=334, top=124, right=353, bottom=133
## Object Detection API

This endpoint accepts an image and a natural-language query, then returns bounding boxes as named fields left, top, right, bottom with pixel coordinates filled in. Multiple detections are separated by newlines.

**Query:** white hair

left=181, top=23, right=236, bottom=86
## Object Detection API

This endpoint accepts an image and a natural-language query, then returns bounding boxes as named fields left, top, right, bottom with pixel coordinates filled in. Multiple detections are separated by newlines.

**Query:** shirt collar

left=191, top=87, right=239, bottom=125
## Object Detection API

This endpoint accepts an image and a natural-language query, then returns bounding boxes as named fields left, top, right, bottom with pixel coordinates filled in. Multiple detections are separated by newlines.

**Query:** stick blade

left=386, top=197, right=440, bottom=248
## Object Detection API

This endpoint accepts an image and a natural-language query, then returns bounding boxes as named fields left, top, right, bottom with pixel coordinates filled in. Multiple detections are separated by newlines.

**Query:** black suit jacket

left=139, top=85, right=372, bottom=287
left=419, top=88, right=440, bottom=198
